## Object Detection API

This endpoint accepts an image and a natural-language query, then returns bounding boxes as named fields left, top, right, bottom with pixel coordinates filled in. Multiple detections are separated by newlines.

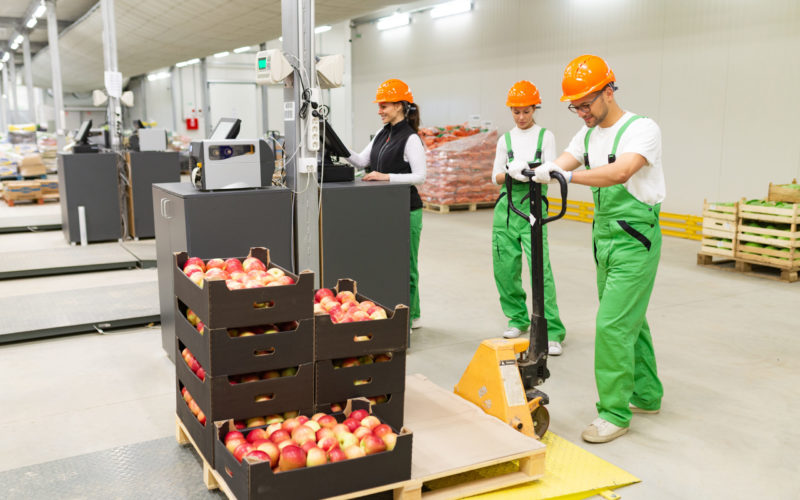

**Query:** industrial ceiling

left=1, top=0, right=405, bottom=93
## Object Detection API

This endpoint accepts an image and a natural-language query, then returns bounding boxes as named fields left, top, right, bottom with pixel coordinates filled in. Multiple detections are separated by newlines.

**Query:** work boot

left=502, top=326, right=527, bottom=339
left=581, top=418, right=628, bottom=443
left=629, top=403, right=660, bottom=414
left=548, top=341, right=563, bottom=356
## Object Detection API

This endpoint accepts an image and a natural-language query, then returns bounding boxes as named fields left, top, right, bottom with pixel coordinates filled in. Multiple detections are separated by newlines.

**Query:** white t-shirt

left=345, top=128, right=426, bottom=185
left=492, top=125, right=556, bottom=185
left=565, top=111, right=665, bottom=205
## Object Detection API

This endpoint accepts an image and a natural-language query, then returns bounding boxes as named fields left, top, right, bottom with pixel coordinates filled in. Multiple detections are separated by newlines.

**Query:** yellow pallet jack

left=455, top=164, right=568, bottom=438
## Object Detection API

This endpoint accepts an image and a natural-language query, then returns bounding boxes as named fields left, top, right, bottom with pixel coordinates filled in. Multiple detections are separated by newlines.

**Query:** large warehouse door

left=208, top=82, right=259, bottom=139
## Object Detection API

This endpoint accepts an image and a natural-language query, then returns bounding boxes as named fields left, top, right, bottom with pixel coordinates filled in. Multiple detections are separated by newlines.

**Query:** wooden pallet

left=176, top=415, right=237, bottom=497
left=697, top=252, right=798, bottom=283
left=423, top=201, right=494, bottom=214
left=3, top=196, right=44, bottom=207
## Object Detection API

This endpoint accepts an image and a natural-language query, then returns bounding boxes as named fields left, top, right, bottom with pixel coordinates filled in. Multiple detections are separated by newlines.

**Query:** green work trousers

left=491, top=182, right=566, bottom=341
left=409, top=208, right=422, bottom=321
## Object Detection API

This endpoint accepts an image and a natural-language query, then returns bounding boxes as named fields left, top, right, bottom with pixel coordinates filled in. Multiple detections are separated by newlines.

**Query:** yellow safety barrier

left=548, top=198, right=703, bottom=241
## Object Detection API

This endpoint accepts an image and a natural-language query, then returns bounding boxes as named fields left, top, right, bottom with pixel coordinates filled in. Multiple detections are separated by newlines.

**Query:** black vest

left=370, top=120, right=423, bottom=211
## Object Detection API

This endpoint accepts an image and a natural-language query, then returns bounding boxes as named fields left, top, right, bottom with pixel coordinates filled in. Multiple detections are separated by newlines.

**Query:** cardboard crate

left=19, top=154, right=47, bottom=177
left=768, top=179, right=800, bottom=204
left=700, top=200, right=738, bottom=258
left=315, top=353, right=406, bottom=429
left=174, top=247, right=314, bottom=329
left=315, top=278, right=408, bottom=360
left=176, top=300, right=314, bottom=378
left=2, top=180, right=41, bottom=202
left=38, top=179, right=59, bottom=194
left=177, top=381, right=216, bottom=464
left=213, top=404, right=412, bottom=500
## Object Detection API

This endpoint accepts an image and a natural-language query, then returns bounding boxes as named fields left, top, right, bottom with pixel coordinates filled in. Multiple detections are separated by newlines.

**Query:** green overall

left=492, top=129, right=566, bottom=341
left=585, top=116, right=663, bottom=428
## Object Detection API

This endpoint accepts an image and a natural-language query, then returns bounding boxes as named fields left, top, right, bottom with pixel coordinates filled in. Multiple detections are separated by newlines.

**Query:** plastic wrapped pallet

left=418, top=129, right=499, bottom=206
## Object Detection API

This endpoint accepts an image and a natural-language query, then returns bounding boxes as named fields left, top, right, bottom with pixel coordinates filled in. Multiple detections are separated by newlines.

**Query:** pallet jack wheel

left=531, top=405, right=550, bottom=438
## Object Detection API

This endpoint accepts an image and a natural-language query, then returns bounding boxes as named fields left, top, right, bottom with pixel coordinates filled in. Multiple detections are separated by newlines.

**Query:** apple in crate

left=247, top=428, right=268, bottom=443
left=267, top=267, right=285, bottom=279
left=317, top=414, right=337, bottom=429
left=278, top=445, right=307, bottom=471
left=381, top=432, right=397, bottom=451
left=226, top=438, right=247, bottom=454
left=353, top=426, right=371, bottom=441
left=317, top=435, right=338, bottom=452
left=328, top=447, right=346, bottom=463
left=337, top=291, right=357, bottom=303
left=224, top=258, right=243, bottom=272
left=337, top=432, right=358, bottom=450
left=344, top=445, right=366, bottom=459
left=306, top=447, right=327, bottom=467
left=360, top=416, right=381, bottom=430
left=349, top=409, right=369, bottom=422
left=189, top=272, right=205, bottom=288
left=360, top=434, right=387, bottom=455
left=243, top=257, right=266, bottom=272
left=184, top=257, right=205, bottom=271
left=314, top=288, right=335, bottom=303
left=255, top=440, right=280, bottom=466
left=186, top=309, right=199, bottom=326
left=197, top=411, right=206, bottom=425
left=205, top=268, right=228, bottom=280
left=372, top=424, right=392, bottom=439
left=270, top=429, right=291, bottom=444
left=291, top=425, right=317, bottom=445
left=244, top=450, right=271, bottom=464
left=234, top=442, right=255, bottom=462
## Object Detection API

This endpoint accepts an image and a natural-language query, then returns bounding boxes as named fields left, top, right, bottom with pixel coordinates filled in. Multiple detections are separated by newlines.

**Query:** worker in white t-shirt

left=490, top=81, right=566, bottom=355
left=533, top=55, right=665, bottom=444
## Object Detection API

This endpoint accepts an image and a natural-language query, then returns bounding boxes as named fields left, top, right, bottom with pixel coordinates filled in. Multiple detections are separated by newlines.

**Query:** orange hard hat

left=560, top=55, right=615, bottom=102
left=506, top=80, right=541, bottom=107
left=374, top=79, right=414, bottom=103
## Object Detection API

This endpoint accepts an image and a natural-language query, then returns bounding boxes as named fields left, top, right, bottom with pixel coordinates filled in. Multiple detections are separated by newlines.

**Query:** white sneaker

left=581, top=417, right=629, bottom=443
left=548, top=341, right=563, bottom=356
left=411, top=318, right=422, bottom=329
left=503, top=326, right=527, bottom=339
left=630, top=403, right=660, bottom=414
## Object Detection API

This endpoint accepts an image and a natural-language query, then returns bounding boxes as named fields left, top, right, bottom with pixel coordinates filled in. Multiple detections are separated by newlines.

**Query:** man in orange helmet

left=533, top=55, right=665, bottom=443
left=491, top=81, right=566, bottom=355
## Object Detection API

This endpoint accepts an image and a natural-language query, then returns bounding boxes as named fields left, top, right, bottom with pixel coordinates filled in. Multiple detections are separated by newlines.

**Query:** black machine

left=317, top=119, right=354, bottom=183
left=506, top=165, right=569, bottom=419
left=72, top=120, right=100, bottom=154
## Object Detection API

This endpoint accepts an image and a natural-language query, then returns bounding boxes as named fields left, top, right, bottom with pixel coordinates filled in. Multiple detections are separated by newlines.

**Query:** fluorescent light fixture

left=176, top=58, right=200, bottom=68
left=13, top=34, right=24, bottom=46
left=10, top=42, right=19, bottom=50
left=314, top=25, right=332, bottom=34
left=0, top=63, right=3, bottom=72
left=147, top=71, right=170, bottom=81
left=33, top=4, right=47, bottom=18
left=233, top=46, right=251, bottom=53
left=213, top=51, right=230, bottom=58
left=377, top=13, right=410, bottom=31
left=1, top=53, right=9, bottom=62
left=26, top=17, right=38, bottom=29
left=430, top=0, right=472, bottom=19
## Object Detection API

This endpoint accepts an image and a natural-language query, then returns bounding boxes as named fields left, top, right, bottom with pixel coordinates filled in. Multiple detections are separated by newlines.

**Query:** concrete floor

left=0, top=206, right=798, bottom=499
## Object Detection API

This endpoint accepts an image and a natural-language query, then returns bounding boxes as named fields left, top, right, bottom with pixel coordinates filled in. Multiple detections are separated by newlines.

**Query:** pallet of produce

left=700, top=200, right=738, bottom=258
left=767, top=179, right=800, bottom=204
left=736, top=199, right=799, bottom=271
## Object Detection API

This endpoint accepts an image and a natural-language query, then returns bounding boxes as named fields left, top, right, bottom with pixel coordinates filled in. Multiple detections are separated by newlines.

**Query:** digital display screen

left=258, top=57, right=267, bottom=70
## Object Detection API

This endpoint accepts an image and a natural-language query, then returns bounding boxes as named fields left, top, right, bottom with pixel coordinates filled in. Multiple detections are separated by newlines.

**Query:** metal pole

left=22, top=35, right=35, bottom=124
left=200, top=57, right=210, bottom=138
left=259, top=42, right=269, bottom=137
left=170, top=66, right=178, bottom=131
left=0, top=65, right=8, bottom=132
left=8, top=60, right=18, bottom=123
left=45, top=0, right=65, bottom=149
left=282, top=0, right=320, bottom=281
left=100, top=0, right=121, bottom=149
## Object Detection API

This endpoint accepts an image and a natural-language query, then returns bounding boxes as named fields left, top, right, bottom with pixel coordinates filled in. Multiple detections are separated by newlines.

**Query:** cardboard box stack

left=174, top=248, right=412, bottom=498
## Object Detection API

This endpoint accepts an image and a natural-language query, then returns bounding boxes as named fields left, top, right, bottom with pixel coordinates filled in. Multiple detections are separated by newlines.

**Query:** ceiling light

left=176, top=58, right=200, bottom=68
left=315, top=25, right=332, bottom=34
left=26, top=18, right=38, bottom=29
left=33, top=4, right=47, bottom=19
left=430, top=0, right=472, bottom=19
left=233, top=46, right=251, bottom=54
left=0, top=63, right=3, bottom=72
left=1, top=53, right=9, bottom=62
left=377, top=13, right=410, bottom=31
left=213, top=51, right=230, bottom=58
left=147, top=71, right=170, bottom=81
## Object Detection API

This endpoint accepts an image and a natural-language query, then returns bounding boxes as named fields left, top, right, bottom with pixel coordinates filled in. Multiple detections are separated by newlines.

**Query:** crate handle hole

left=353, top=377, right=372, bottom=386
left=255, top=393, right=274, bottom=403
left=353, top=334, right=373, bottom=342
left=253, top=301, right=275, bottom=309
left=254, top=347, right=276, bottom=357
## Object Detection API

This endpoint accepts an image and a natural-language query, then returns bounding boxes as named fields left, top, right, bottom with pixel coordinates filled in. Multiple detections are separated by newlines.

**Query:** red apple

left=277, top=440, right=296, bottom=451
left=226, top=437, right=247, bottom=454
left=349, top=409, right=369, bottom=422
left=266, top=422, right=283, bottom=437
left=183, top=263, right=204, bottom=276
left=296, top=415, right=310, bottom=425
left=301, top=440, right=317, bottom=453
left=375, top=353, right=392, bottom=363
left=196, top=367, right=206, bottom=381
left=243, top=257, right=266, bottom=272
left=188, top=399, right=200, bottom=416
left=265, top=414, right=284, bottom=425
left=225, top=431, right=245, bottom=443
left=185, top=309, right=199, bottom=326
left=327, top=446, right=346, bottom=463
left=304, top=420, right=321, bottom=433
left=195, top=321, right=205, bottom=334
left=234, top=442, right=255, bottom=462
left=229, top=270, right=246, bottom=282
left=247, top=428, right=268, bottom=443
left=226, top=279, right=245, bottom=290
left=234, top=420, right=246, bottom=430
left=277, top=275, right=295, bottom=286
left=269, top=429, right=291, bottom=444
left=255, top=440, right=280, bottom=465
left=306, top=447, right=327, bottom=467
left=360, top=434, right=387, bottom=455
left=314, top=288, right=335, bottom=303
left=184, top=257, right=205, bottom=271
left=336, top=291, right=357, bottom=303
left=291, top=425, right=317, bottom=446
left=381, top=432, right=397, bottom=451
left=353, top=426, right=372, bottom=441
left=266, top=267, right=285, bottom=279
left=283, top=410, right=299, bottom=419
left=330, top=403, right=343, bottom=412
left=246, top=417, right=266, bottom=428
left=332, top=423, right=351, bottom=437
left=313, top=303, right=326, bottom=315
left=277, top=320, right=298, bottom=331
left=360, top=416, right=381, bottom=430
left=369, top=309, right=388, bottom=320
left=280, top=366, right=297, bottom=377
left=181, top=387, right=190, bottom=402
left=337, top=432, right=358, bottom=450
left=244, top=450, right=270, bottom=464
left=189, top=272, right=205, bottom=288
left=342, top=417, right=360, bottom=433
left=224, top=258, right=243, bottom=272
left=317, top=435, right=339, bottom=452
left=310, top=412, right=327, bottom=422
left=204, top=268, right=229, bottom=280
left=317, top=414, right=337, bottom=429
left=197, top=411, right=206, bottom=425
left=358, top=300, right=376, bottom=312
left=372, top=424, right=393, bottom=439
left=344, top=444, right=366, bottom=459
left=240, top=374, right=260, bottom=384
left=278, top=445, right=307, bottom=471
left=316, top=427, right=335, bottom=442
left=281, top=417, right=301, bottom=434
left=351, top=310, right=370, bottom=322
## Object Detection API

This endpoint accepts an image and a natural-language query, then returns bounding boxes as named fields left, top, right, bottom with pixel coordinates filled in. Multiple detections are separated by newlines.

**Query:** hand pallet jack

left=454, top=165, right=568, bottom=438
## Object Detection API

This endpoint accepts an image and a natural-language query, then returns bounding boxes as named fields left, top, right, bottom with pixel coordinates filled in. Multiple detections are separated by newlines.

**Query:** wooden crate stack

left=735, top=199, right=799, bottom=281
left=699, top=200, right=738, bottom=259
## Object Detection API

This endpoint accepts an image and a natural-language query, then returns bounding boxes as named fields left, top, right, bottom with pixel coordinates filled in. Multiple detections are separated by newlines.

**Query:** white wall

left=350, top=0, right=800, bottom=214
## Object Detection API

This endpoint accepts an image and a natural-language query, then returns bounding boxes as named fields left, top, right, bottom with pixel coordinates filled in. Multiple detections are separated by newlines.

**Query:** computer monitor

left=74, top=120, right=92, bottom=144
left=210, top=118, right=241, bottom=140
left=319, top=119, right=350, bottom=166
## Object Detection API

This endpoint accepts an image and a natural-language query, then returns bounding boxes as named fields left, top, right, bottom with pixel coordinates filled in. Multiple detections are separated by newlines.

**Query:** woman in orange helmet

left=533, top=55, right=665, bottom=444
left=491, top=81, right=566, bottom=355
left=345, top=78, right=426, bottom=329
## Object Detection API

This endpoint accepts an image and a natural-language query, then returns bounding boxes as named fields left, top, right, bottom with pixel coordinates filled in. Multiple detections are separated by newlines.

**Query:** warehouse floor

left=1, top=207, right=798, bottom=499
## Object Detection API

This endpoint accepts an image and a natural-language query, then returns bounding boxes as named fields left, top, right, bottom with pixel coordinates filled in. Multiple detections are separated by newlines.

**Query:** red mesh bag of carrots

left=418, top=125, right=499, bottom=205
